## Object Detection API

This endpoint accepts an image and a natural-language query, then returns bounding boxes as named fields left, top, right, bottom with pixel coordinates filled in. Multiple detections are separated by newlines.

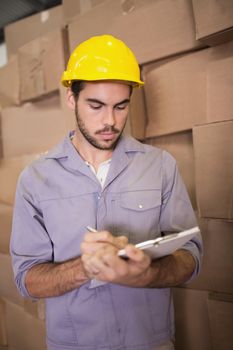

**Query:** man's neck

left=71, top=132, right=113, bottom=172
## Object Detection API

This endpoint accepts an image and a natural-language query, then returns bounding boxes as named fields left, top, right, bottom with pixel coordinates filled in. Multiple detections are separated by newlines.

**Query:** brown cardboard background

left=5, top=300, right=46, bottom=350
left=145, top=131, right=196, bottom=209
left=68, top=0, right=202, bottom=65
left=19, top=29, right=68, bottom=102
left=0, top=56, right=20, bottom=108
left=0, top=203, right=13, bottom=254
left=1, top=94, right=69, bottom=157
left=0, top=154, right=39, bottom=205
left=186, top=217, right=233, bottom=293
left=63, top=0, right=107, bottom=23
left=143, top=41, right=233, bottom=137
left=0, top=254, right=24, bottom=306
left=0, top=298, right=7, bottom=346
left=207, top=294, right=233, bottom=350
left=207, top=55, right=233, bottom=123
left=4, top=5, right=63, bottom=58
left=192, top=0, right=233, bottom=45
left=173, top=288, right=212, bottom=350
left=193, top=120, right=233, bottom=220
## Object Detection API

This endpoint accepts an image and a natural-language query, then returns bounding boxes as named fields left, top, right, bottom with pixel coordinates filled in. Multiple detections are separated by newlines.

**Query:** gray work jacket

left=10, top=135, right=202, bottom=350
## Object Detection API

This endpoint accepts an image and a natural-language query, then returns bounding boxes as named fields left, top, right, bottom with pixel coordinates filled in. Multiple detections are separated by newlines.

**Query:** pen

left=86, top=226, right=98, bottom=233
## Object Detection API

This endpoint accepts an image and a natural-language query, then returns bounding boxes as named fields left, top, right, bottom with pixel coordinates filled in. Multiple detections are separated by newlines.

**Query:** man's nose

left=103, top=108, right=116, bottom=126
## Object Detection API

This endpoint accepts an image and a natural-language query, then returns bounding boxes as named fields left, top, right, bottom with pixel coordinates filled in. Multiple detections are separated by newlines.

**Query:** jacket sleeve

left=10, top=167, right=53, bottom=298
left=159, top=150, right=203, bottom=282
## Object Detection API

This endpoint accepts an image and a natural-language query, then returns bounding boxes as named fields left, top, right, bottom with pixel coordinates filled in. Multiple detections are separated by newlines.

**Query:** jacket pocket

left=112, top=189, right=162, bottom=243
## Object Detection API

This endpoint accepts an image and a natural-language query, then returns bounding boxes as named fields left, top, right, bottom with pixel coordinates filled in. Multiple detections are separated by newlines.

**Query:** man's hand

left=80, top=230, right=152, bottom=287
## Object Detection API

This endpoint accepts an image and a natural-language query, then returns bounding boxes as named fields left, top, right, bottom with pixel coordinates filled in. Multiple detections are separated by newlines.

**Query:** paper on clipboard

left=118, top=226, right=200, bottom=259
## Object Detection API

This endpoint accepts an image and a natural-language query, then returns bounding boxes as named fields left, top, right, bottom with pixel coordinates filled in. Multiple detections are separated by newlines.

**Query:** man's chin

left=92, top=137, right=119, bottom=150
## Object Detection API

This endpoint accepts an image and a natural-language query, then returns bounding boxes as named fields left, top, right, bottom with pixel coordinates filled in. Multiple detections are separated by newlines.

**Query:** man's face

left=74, top=81, right=131, bottom=150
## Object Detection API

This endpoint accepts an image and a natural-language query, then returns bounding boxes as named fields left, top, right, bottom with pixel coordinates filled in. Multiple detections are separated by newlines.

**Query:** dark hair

left=71, top=80, right=133, bottom=100
left=71, top=81, right=86, bottom=99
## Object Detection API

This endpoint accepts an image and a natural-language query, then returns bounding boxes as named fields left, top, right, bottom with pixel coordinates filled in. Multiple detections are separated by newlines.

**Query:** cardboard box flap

left=192, top=0, right=233, bottom=45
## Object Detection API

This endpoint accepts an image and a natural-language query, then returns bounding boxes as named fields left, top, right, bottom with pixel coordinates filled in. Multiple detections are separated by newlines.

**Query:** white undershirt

left=85, top=159, right=111, bottom=188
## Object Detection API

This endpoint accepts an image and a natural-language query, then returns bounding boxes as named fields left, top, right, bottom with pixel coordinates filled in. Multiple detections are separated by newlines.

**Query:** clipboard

left=88, top=226, right=200, bottom=288
left=118, top=226, right=200, bottom=259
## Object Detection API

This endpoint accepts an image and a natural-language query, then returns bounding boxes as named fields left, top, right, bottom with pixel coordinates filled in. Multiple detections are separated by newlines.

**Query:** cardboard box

left=59, top=85, right=78, bottom=132
left=207, top=293, right=233, bottom=350
left=0, top=254, right=24, bottom=305
left=128, top=87, right=147, bottom=140
left=5, top=300, right=46, bottom=350
left=192, top=0, right=233, bottom=45
left=0, top=154, right=39, bottom=205
left=173, top=288, right=212, bottom=350
left=63, top=0, right=107, bottom=23
left=193, top=120, right=233, bottom=220
left=19, top=29, right=69, bottom=102
left=4, top=5, right=63, bottom=58
left=0, top=298, right=7, bottom=346
left=0, top=56, right=20, bottom=107
left=68, top=0, right=202, bottom=65
left=145, top=131, right=196, bottom=209
left=143, top=41, right=233, bottom=137
left=59, top=85, right=147, bottom=140
left=1, top=93, right=70, bottom=157
left=207, top=54, right=233, bottom=123
left=187, top=217, right=233, bottom=294
left=0, top=203, right=13, bottom=254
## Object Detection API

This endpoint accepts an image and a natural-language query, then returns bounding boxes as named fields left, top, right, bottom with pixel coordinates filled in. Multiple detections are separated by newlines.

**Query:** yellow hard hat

left=61, top=34, right=144, bottom=88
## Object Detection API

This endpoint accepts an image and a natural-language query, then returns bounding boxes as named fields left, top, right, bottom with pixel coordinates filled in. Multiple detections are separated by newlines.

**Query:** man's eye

left=116, top=104, right=128, bottom=110
left=90, top=104, right=102, bottom=110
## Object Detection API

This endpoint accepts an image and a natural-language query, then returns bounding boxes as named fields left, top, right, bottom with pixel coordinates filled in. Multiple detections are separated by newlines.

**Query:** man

left=11, top=35, right=202, bottom=350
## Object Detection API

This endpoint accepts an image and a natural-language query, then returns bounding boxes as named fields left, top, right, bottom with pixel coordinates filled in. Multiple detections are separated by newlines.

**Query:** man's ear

left=66, top=88, right=76, bottom=111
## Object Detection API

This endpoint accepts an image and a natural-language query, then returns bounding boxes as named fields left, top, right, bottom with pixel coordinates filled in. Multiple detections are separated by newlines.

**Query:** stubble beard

left=75, top=103, right=126, bottom=151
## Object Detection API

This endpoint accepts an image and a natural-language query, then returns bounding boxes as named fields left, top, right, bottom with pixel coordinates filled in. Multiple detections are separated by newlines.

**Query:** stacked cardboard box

left=0, top=154, right=46, bottom=349
left=1, top=94, right=70, bottom=157
left=139, top=5, right=233, bottom=347
left=0, top=4, right=68, bottom=349
left=5, top=300, right=46, bottom=350
left=143, top=41, right=233, bottom=137
left=67, top=0, right=204, bottom=65
left=4, top=5, right=63, bottom=58
left=192, top=0, right=233, bottom=46
left=142, top=41, right=233, bottom=350
left=0, top=0, right=233, bottom=349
